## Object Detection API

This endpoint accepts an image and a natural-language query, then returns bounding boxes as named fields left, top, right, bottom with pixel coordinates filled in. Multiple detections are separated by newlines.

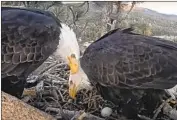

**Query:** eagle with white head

left=67, top=28, right=177, bottom=119
left=1, top=6, right=91, bottom=98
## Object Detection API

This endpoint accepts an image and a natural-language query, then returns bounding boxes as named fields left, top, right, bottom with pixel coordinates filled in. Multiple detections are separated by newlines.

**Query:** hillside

left=124, top=7, right=177, bottom=36
left=75, top=3, right=177, bottom=48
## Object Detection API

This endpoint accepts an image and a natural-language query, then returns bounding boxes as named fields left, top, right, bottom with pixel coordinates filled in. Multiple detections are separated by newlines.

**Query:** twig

left=43, top=73, right=68, bottom=82
left=163, top=103, right=177, bottom=120
left=39, top=62, right=58, bottom=75
left=138, top=114, right=153, bottom=120
left=44, top=78, right=68, bottom=84
left=68, top=6, right=77, bottom=25
left=153, top=98, right=172, bottom=120
left=79, top=21, right=88, bottom=36
left=45, top=107, right=104, bottom=120
left=81, top=2, right=89, bottom=16
left=70, top=110, right=86, bottom=120
left=57, top=89, right=66, bottom=102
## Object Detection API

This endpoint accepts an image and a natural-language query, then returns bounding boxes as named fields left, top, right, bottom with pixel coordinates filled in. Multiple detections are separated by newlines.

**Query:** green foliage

left=132, top=23, right=152, bottom=36
left=120, top=11, right=177, bottom=36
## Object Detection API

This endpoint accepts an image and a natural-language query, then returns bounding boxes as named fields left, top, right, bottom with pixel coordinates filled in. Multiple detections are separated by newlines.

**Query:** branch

left=81, top=2, right=90, bottom=16
left=68, top=6, right=77, bottom=25
left=138, top=98, right=177, bottom=120
left=45, top=2, right=62, bottom=10
left=163, top=103, right=177, bottom=120
left=117, top=1, right=136, bottom=23
left=127, top=1, right=136, bottom=15
left=64, top=7, right=70, bottom=23
left=39, top=62, right=66, bottom=75
left=45, top=2, right=56, bottom=10
left=79, top=21, right=88, bottom=36
left=115, top=1, right=122, bottom=14
left=45, top=107, right=104, bottom=120
left=2, top=92, right=55, bottom=120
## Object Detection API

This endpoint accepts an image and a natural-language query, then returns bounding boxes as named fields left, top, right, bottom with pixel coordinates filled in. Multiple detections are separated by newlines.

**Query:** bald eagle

left=68, top=28, right=177, bottom=118
left=1, top=7, right=80, bottom=98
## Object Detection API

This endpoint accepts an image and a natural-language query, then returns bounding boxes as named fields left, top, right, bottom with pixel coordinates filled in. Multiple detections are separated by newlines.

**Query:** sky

left=138, top=2, right=177, bottom=15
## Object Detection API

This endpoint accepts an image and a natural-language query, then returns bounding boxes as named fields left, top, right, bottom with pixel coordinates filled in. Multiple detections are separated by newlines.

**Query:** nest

left=22, top=56, right=118, bottom=120
left=22, top=56, right=177, bottom=120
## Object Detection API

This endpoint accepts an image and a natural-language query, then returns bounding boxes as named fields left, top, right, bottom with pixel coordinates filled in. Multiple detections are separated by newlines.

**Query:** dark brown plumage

left=1, top=7, right=61, bottom=98
left=81, top=28, right=177, bottom=118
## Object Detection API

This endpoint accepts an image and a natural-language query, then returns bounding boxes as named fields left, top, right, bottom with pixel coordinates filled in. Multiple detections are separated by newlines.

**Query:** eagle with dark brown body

left=82, top=28, right=177, bottom=90
left=1, top=7, right=80, bottom=98
left=68, top=28, right=177, bottom=119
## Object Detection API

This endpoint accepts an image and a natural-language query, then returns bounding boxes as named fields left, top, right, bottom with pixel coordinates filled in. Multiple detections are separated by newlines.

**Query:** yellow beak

left=67, top=54, right=79, bottom=99
left=67, top=55, right=79, bottom=74
left=69, top=83, right=77, bottom=99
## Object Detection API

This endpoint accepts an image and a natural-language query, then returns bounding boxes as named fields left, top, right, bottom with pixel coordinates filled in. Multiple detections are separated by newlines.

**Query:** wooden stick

left=2, top=91, right=56, bottom=120
left=45, top=107, right=105, bottom=120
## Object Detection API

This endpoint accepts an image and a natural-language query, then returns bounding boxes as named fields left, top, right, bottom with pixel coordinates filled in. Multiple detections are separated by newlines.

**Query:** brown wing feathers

left=81, top=29, right=177, bottom=90
left=1, top=7, right=60, bottom=78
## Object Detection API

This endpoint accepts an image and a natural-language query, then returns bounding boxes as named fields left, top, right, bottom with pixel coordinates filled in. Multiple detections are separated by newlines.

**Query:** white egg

left=101, top=107, right=113, bottom=117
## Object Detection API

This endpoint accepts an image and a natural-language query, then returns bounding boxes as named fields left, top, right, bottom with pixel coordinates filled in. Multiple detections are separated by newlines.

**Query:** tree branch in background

left=45, top=1, right=62, bottom=10
left=117, top=1, right=136, bottom=23
left=68, top=6, right=77, bottom=26
left=64, top=8, right=70, bottom=23
left=127, top=2, right=136, bottom=16
left=81, top=2, right=90, bottom=17
left=79, top=21, right=89, bottom=36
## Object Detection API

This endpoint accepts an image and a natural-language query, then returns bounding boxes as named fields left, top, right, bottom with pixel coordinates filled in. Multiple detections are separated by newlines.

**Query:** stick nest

left=22, top=55, right=177, bottom=120
left=23, top=56, right=118, bottom=120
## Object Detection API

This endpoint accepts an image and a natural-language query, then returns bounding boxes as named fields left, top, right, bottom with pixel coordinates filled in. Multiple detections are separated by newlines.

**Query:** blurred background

left=2, top=1, right=177, bottom=53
